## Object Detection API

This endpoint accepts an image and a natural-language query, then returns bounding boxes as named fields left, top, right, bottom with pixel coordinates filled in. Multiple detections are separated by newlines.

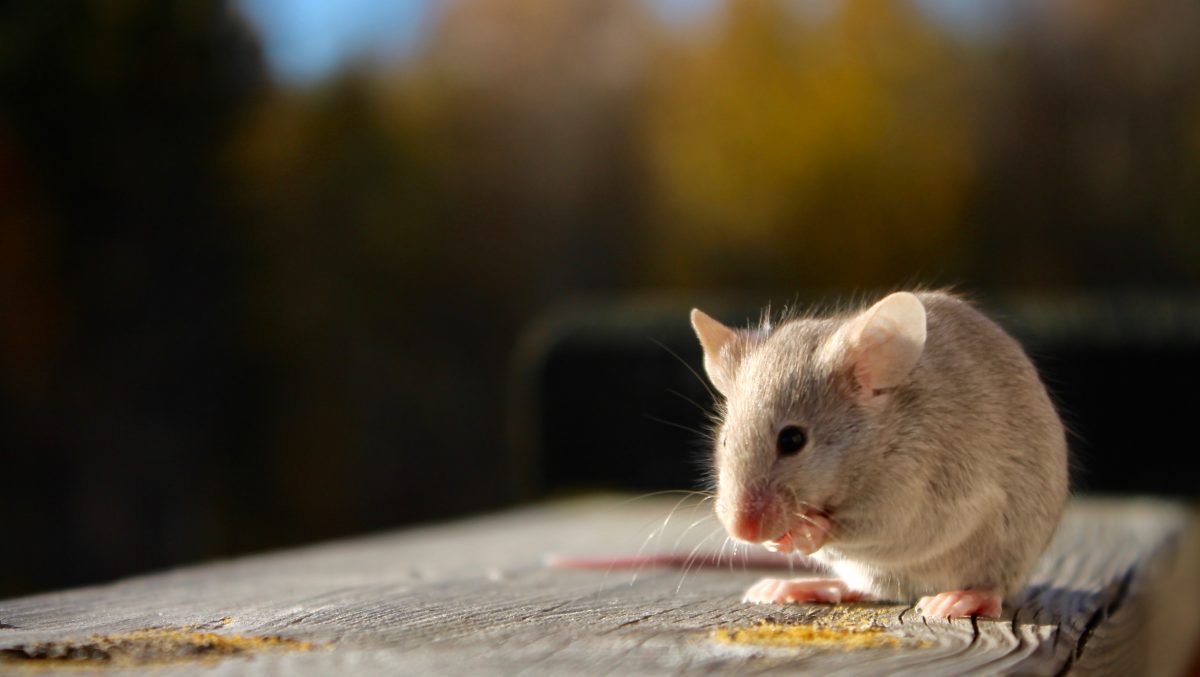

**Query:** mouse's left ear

left=841, top=292, right=926, bottom=401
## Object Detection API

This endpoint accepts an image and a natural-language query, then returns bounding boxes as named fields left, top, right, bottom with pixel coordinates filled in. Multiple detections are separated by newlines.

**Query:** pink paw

left=916, top=590, right=1002, bottom=619
left=763, top=513, right=831, bottom=555
left=742, top=578, right=863, bottom=605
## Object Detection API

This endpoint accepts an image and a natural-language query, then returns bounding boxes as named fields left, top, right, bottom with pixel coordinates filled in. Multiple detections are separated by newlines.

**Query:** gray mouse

left=690, top=290, right=1068, bottom=618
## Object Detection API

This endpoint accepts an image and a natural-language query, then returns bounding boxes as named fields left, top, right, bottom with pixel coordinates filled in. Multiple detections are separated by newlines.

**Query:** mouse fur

left=692, top=290, right=1069, bottom=605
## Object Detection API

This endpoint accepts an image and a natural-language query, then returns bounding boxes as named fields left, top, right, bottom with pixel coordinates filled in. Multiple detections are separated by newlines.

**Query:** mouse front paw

left=742, top=577, right=863, bottom=605
left=916, top=590, right=1002, bottom=619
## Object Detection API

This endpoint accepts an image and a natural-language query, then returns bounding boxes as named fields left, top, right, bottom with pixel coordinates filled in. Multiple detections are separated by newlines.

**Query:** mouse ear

left=843, top=292, right=926, bottom=399
left=691, top=309, right=747, bottom=397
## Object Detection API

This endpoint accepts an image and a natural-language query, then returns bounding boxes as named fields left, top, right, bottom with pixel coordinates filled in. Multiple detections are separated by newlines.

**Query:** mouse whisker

left=676, top=526, right=724, bottom=593
left=628, top=493, right=707, bottom=584
left=669, top=513, right=716, bottom=556
left=664, top=388, right=712, bottom=415
left=643, top=413, right=712, bottom=439
left=619, top=489, right=713, bottom=506
left=716, top=535, right=732, bottom=570
left=650, top=337, right=718, bottom=403
left=681, top=525, right=722, bottom=575
left=622, top=491, right=716, bottom=586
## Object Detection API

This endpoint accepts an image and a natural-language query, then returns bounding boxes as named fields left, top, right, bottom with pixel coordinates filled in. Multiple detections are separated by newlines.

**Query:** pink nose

left=725, top=488, right=782, bottom=543
left=729, top=509, right=764, bottom=542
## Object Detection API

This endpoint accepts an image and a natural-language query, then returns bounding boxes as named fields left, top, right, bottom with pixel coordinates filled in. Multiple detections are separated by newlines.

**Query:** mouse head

left=690, top=292, right=926, bottom=548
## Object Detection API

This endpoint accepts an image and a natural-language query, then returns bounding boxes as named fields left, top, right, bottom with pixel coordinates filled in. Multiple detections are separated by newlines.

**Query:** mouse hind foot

left=916, top=589, right=1002, bottom=619
left=742, top=577, right=865, bottom=605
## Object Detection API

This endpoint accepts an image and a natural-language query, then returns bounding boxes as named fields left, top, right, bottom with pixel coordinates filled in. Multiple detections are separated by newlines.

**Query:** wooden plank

left=0, top=495, right=1196, bottom=675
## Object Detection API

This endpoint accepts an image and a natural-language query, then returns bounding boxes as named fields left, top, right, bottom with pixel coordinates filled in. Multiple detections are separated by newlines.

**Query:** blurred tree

left=233, top=75, right=492, bottom=541
left=409, top=0, right=656, bottom=295
left=231, top=0, right=663, bottom=530
left=641, top=0, right=978, bottom=290
left=969, top=0, right=1200, bottom=287
left=0, top=0, right=264, bottom=595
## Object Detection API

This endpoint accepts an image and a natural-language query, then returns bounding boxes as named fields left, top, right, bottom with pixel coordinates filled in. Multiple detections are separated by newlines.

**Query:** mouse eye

left=776, top=425, right=808, bottom=457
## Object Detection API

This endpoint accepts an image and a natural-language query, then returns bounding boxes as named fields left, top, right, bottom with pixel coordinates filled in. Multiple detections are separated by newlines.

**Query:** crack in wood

left=1054, top=566, right=1136, bottom=676
left=966, top=614, right=981, bottom=652
left=1073, top=567, right=1134, bottom=661
left=1008, top=606, right=1027, bottom=663
left=531, top=600, right=574, bottom=618
left=610, top=609, right=673, bottom=631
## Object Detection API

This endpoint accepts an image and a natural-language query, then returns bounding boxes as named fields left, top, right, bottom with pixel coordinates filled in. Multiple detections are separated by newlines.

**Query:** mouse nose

left=724, top=487, right=784, bottom=543
left=729, top=509, right=765, bottom=542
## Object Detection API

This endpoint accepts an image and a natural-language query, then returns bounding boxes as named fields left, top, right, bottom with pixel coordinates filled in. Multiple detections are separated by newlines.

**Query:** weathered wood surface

left=1, top=495, right=1197, bottom=675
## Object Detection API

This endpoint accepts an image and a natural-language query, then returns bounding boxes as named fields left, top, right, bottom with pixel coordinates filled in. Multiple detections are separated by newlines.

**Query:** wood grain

left=0, top=495, right=1196, bottom=675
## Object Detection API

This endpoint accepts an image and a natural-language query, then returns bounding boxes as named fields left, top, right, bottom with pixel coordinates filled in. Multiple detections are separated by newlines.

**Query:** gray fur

left=700, top=291, right=1069, bottom=601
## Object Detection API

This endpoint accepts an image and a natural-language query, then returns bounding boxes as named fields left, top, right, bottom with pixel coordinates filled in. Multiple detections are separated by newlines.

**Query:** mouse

left=689, top=290, right=1069, bottom=619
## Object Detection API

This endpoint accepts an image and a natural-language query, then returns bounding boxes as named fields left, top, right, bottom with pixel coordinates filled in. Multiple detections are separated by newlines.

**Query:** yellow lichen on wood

left=0, top=623, right=316, bottom=668
left=711, top=620, right=901, bottom=650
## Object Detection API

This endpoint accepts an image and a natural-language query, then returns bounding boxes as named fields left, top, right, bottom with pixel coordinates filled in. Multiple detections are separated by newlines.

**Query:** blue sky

left=237, top=0, right=437, bottom=83
left=237, top=0, right=1008, bottom=85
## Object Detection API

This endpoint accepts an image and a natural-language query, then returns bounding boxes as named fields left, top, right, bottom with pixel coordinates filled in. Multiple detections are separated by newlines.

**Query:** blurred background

left=2, top=0, right=1199, bottom=598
